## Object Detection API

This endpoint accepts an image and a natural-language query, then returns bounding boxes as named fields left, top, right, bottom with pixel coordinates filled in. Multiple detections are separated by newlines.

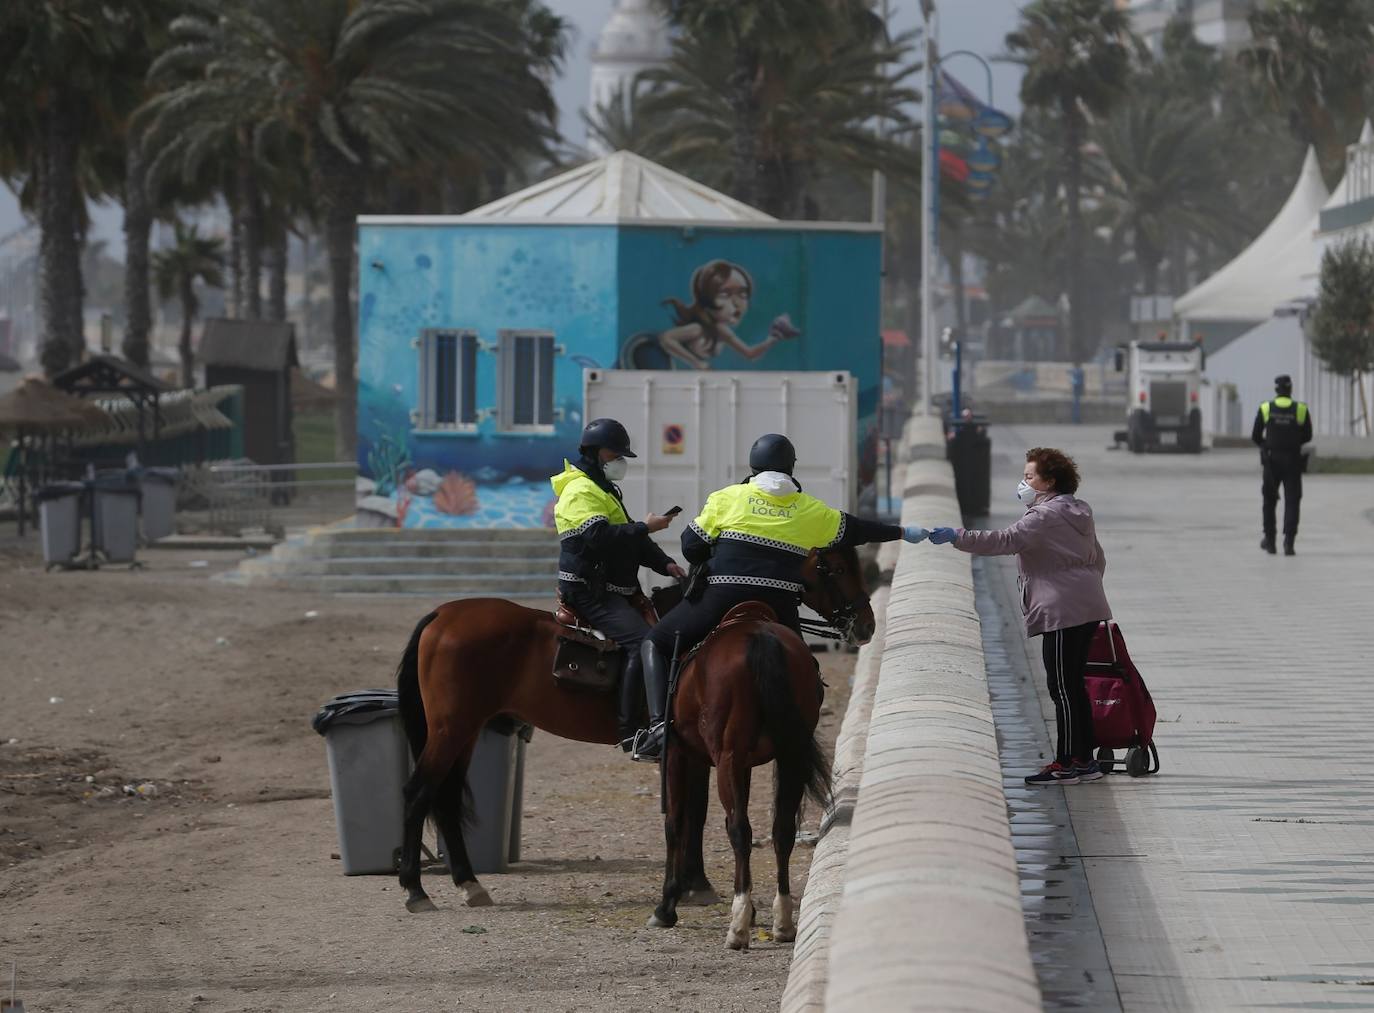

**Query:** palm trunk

left=179, top=277, right=195, bottom=388
left=228, top=189, right=243, bottom=318
left=317, top=142, right=361, bottom=460
left=729, top=47, right=760, bottom=207
left=1063, top=110, right=1086, bottom=365
left=239, top=145, right=263, bottom=320
left=39, top=97, right=85, bottom=376
left=267, top=221, right=288, bottom=322
left=122, top=141, right=153, bottom=367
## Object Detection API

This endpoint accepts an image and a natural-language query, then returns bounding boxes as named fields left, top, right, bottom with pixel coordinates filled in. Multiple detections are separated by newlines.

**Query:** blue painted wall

left=356, top=221, right=881, bottom=528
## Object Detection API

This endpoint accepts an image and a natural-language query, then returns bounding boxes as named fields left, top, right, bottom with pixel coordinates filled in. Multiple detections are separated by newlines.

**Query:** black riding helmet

left=749, top=433, right=796, bottom=475
left=1275, top=374, right=1293, bottom=396
left=579, top=417, right=636, bottom=458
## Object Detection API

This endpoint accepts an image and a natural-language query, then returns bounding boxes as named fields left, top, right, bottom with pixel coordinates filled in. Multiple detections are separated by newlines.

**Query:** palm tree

left=639, top=18, right=922, bottom=218
left=1242, top=0, right=1374, bottom=189
left=154, top=222, right=225, bottom=388
left=0, top=1, right=148, bottom=376
left=659, top=0, right=885, bottom=210
left=1005, top=0, right=1134, bottom=364
left=142, top=0, right=566, bottom=458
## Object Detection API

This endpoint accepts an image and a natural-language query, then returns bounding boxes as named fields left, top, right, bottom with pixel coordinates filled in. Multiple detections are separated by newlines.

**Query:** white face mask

left=602, top=457, right=628, bottom=481
left=1016, top=479, right=1038, bottom=506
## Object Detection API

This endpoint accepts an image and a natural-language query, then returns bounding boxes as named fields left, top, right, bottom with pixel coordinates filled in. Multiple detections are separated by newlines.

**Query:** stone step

left=240, top=572, right=558, bottom=595
left=243, top=555, right=559, bottom=577
left=270, top=539, right=560, bottom=561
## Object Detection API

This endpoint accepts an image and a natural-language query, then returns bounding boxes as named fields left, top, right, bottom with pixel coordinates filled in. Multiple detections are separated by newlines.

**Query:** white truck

left=1113, top=340, right=1205, bottom=454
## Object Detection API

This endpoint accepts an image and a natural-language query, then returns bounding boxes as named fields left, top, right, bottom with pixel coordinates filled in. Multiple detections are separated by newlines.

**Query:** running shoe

left=1072, top=759, right=1104, bottom=782
left=1024, top=761, right=1079, bottom=786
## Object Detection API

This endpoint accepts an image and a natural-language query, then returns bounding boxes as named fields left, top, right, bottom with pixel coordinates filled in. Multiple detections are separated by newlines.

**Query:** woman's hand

left=929, top=527, right=960, bottom=545
left=666, top=563, right=687, bottom=582
left=902, top=525, right=929, bottom=544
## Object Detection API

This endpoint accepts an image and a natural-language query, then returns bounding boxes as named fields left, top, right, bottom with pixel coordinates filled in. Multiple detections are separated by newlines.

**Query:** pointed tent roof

left=1322, top=120, right=1374, bottom=212
left=459, top=151, right=776, bottom=224
left=1175, top=147, right=1329, bottom=323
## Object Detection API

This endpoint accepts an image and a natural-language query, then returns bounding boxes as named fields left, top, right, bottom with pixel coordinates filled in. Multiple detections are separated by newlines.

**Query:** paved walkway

left=978, top=425, right=1374, bottom=1012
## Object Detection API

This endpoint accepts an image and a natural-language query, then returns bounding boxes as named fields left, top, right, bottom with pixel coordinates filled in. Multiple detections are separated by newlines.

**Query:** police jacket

left=682, top=472, right=902, bottom=594
left=551, top=458, right=674, bottom=595
left=1251, top=396, right=1312, bottom=453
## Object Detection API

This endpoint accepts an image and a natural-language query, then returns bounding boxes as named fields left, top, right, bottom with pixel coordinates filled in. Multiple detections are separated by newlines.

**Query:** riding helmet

left=1275, top=374, right=1293, bottom=396
left=580, top=417, right=636, bottom=458
left=749, top=433, right=796, bottom=475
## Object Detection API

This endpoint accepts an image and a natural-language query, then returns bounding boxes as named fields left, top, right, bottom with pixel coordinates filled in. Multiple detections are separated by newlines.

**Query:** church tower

left=587, top=0, right=672, bottom=154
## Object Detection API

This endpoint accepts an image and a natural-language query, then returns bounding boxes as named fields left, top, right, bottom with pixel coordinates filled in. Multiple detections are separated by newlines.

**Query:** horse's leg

left=680, top=759, right=720, bottom=906
left=770, top=760, right=806, bottom=942
left=432, top=751, right=494, bottom=907
left=647, top=742, right=691, bottom=929
left=718, top=748, right=755, bottom=950
left=400, top=771, right=438, bottom=913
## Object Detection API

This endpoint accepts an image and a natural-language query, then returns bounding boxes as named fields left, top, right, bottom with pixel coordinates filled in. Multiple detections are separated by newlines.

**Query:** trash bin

left=436, top=723, right=525, bottom=875
left=90, top=472, right=140, bottom=564
left=946, top=417, right=991, bottom=516
left=139, top=467, right=179, bottom=542
left=312, top=690, right=411, bottom=875
left=35, top=482, right=85, bottom=569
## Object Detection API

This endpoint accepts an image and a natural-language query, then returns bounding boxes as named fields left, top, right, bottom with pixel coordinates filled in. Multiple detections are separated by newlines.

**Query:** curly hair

left=1027, top=447, right=1080, bottom=495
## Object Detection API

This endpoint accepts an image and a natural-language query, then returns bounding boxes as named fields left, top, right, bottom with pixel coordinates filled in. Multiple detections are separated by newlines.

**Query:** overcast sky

left=0, top=0, right=1026, bottom=255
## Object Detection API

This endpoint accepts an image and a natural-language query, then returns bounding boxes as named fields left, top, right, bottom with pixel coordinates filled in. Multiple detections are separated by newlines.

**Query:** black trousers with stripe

left=1041, top=621, right=1100, bottom=765
left=646, top=584, right=801, bottom=657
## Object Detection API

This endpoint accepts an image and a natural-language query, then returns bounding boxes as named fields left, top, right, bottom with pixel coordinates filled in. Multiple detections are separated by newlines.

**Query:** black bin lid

left=311, top=689, right=398, bottom=735
left=34, top=481, right=85, bottom=502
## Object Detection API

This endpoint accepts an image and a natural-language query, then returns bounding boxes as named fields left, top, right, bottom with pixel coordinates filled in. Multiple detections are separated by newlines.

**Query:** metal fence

left=190, top=460, right=357, bottom=537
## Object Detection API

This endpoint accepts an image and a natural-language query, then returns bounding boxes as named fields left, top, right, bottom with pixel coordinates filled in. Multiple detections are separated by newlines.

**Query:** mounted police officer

left=631, top=433, right=929, bottom=762
left=1252, top=374, right=1312, bottom=556
left=552, top=418, right=686, bottom=750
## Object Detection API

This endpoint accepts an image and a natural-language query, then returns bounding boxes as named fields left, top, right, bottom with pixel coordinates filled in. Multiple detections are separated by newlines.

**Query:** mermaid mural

left=619, top=259, right=801, bottom=370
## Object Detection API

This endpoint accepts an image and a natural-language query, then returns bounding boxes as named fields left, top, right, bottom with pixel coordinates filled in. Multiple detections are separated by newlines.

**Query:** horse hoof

left=681, top=886, right=721, bottom=906
left=725, top=929, right=750, bottom=951
left=406, top=896, right=438, bottom=914
left=773, top=926, right=797, bottom=943
left=459, top=881, right=493, bottom=907
left=647, top=911, right=677, bottom=929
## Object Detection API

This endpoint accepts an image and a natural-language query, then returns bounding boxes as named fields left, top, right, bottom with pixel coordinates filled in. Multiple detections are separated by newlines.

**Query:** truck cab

left=1114, top=340, right=1204, bottom=454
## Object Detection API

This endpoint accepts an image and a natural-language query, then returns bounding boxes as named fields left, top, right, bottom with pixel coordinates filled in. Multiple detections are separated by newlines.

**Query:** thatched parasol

left=0, top=377, right=112, bottom=433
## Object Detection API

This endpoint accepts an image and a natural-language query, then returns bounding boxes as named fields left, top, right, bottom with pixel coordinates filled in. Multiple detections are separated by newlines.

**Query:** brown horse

left=394, top=545, right=874, bottom=915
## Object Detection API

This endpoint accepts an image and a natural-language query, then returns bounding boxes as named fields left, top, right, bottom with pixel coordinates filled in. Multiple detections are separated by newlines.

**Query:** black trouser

left=561, top=584, right=651, bottom=738
left=1261, top=450, right=1303, bottom=541
left=646, top=584, right=801, bottom=657
left=1041, top=621, right=1099, bottom=765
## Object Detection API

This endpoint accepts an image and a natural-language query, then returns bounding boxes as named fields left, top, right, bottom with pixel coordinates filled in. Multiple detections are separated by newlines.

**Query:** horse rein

left=804, top=552, right=870, bottom=643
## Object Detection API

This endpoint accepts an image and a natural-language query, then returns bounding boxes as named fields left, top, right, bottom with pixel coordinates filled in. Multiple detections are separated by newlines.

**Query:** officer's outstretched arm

left=833, top=512, right=903, bottom=548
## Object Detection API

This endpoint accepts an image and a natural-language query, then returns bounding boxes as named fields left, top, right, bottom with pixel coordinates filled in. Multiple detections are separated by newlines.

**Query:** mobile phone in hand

left=664, top=505, right=683, bottom=516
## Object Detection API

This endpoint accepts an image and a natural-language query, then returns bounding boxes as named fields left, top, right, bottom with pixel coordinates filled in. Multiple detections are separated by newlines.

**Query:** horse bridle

left=804, top=550, right=870, bottom=643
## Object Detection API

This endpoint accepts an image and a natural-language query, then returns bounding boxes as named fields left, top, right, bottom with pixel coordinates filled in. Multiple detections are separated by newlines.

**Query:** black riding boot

left=632, top=640, right=670, bottom=763
left=617, top=651, right=644, bottom=752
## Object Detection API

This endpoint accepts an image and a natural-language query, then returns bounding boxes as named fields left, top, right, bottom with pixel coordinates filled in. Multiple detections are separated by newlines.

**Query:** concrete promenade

left=987, top=424, right=1374, bottom=1012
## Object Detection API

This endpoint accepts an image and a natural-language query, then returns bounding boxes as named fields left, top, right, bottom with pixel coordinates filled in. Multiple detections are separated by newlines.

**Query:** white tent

left=1204, top=315, right=1303, bottom=435
left=1175, top=147, right=1329, bottom=326
left=458, top=151, right=776, bottom=224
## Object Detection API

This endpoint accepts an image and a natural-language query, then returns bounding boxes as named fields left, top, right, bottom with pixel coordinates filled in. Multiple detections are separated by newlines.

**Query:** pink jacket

left=954, top=493, right=1111, bottom=637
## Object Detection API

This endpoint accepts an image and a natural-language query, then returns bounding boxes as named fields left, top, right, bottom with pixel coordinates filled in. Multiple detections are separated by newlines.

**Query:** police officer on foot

left=1252, top=375, right=1312, bottom=556
left=630, top=433, right=928, bottom=762
left=551, top=419, right=686, bottom=751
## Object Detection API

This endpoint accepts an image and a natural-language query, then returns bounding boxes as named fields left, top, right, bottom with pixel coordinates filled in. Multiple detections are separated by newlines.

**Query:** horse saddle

left=675, top=601, right=781, bottom=672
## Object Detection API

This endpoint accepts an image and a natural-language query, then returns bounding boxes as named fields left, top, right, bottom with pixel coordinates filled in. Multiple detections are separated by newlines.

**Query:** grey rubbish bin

left=35, top=482, right=85, bottom=569
left=90, top=472, right=140, bottom=564
left=139, top=467, right=179, bottom=541
left=312, top=690, right=411, bottom=875
left=437, top=725, right=525, bottom=875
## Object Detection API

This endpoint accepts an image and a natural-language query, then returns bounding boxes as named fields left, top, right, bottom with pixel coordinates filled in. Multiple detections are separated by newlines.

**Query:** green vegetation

left=1309, top=456, right=1374, bottom=475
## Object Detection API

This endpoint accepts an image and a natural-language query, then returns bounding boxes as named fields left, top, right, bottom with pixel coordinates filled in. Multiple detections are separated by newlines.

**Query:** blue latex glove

left=902, top=525, right=929, bottom=544
left=929, top=527, right=959, bottom=545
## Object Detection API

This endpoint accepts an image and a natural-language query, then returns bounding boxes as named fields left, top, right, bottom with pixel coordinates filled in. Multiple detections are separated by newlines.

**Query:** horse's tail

left=748, top=630, right=832, bottom=810
left=396, top=611, right=439, bottom=762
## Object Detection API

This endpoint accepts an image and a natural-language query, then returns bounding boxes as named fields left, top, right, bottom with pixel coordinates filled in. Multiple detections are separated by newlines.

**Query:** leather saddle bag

left=553, top=626, right=623, bottom=693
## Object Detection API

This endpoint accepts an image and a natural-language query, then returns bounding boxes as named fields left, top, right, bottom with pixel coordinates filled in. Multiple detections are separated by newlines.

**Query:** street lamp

left=919, top=16, right=1005, bottom=417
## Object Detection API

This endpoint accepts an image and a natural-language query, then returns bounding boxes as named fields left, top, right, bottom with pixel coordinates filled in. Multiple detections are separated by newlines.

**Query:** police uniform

left=1251, top=376, right=1312, bottom=555
left=631, top=434, right=904, bottom=761
left=552, top=420, right=677, bottom=747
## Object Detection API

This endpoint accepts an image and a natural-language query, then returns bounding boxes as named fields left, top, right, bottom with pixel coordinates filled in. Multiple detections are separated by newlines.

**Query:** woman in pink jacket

left=929, top=448, right=1112, bottom=786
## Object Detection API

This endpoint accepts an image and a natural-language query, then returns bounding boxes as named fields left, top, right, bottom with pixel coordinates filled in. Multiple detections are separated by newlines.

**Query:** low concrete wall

left=817, top=416, right=1038, bottom=1012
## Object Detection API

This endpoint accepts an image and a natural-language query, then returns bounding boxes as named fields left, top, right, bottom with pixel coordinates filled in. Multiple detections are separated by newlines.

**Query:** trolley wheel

left=1125, top=746, right=1149, bottom=777
left=1096, top=746, right=1116, bottom=773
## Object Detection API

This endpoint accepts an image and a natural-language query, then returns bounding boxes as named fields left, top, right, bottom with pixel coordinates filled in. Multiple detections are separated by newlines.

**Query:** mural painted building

left=356, top=152, right=883, bottom=529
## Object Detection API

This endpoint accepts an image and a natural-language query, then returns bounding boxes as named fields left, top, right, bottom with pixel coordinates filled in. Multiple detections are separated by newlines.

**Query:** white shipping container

left=582, top=369, right=858, bottom=572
